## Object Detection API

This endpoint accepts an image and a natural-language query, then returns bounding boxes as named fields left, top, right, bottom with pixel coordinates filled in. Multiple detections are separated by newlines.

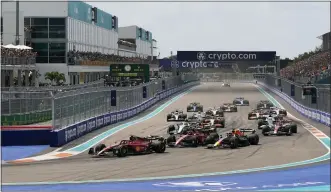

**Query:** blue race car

left=233, top=97, right=250, bottom=106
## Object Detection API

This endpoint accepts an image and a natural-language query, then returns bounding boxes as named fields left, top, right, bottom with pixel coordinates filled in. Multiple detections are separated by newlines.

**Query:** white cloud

left=89, top=1, right=329, bottom=58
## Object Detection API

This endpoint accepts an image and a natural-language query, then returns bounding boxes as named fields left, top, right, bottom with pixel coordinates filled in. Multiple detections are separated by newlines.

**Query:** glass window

left=31, top=32, right=48, bottom=38
left=49, top=25, right=65, bottom=38
left=49, top=32, right=65, bottom=38
left=31, top=25, right=48, bottom=32
left=31, top=18, right=48, bottom=26
left=49, top=43, right=65, bottom=50
left=49, top=18, right=65, bottom=26
left=31, top=43, right=48, bottom=50
left=49, top=57, right=65, bottom=63
left=36, top=50, right=48, bottom=57
left=36, top=56, right=49, bottom=63
left=24, top=18, right=30, bottom=26
left=49, top=50, right=65, bottom=57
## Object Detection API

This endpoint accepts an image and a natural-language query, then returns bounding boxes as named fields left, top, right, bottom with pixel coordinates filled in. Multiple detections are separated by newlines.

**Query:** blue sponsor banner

left=143, top=86, right=147, bottom=98
left=159, top=59, right=234, bottom=69
left=177, top=51, right=276, bottom=61
left=49, top=82, right=199, bottom=147
left=291, top=84, right=295, bottom=96
left=111, top=90, right=116, bottom=106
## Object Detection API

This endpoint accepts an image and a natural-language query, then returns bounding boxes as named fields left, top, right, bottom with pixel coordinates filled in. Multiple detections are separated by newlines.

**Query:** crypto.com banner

left=177, top=51, right=276, bottom=61
left=159, top=59, right=232, bottom=69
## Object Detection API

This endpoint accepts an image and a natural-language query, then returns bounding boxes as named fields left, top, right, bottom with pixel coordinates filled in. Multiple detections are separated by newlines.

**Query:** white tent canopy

left=1, top=44, right=33, bottom=50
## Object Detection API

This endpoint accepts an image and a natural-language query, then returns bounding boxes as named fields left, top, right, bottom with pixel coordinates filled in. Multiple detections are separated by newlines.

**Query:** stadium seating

left=280, top=50, right=330, bottom=83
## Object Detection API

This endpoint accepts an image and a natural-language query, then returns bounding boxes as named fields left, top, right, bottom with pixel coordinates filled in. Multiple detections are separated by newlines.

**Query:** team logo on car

left=197, top=52, right=206, bottom=61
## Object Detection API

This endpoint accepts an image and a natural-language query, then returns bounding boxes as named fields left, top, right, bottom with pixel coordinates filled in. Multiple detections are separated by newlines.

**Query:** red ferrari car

left=166, top=128, right=219, bottom=147
left=88, top=135, right=166, bottom=157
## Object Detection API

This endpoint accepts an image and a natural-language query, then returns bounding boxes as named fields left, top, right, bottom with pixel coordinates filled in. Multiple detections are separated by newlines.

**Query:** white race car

left=233, top=97, right=250, bottom=106
left=167, top=122, right=192, bottom=134
left=205, top=107, right=224, bottom=116
left=167, top=110, right=187, bottom=121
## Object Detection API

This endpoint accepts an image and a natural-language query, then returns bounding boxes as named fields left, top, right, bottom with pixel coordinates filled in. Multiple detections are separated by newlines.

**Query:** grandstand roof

left=317, top=31, right=330, bottom=40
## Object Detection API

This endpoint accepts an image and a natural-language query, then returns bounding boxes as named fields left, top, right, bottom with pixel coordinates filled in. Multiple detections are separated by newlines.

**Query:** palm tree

left=45, top=71, right=66, bottom=85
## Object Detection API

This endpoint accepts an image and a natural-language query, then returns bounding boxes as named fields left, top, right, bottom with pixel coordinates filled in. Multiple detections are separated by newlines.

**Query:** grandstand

left=280, top=32, right=330, bottom=84
left=1, top=1, right=158, bottom=87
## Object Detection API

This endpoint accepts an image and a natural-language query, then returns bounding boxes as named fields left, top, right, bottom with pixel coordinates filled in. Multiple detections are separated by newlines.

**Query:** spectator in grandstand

left=280, top=50, right=330, bottom=82
left=1, top=47, right=36, bottom=58
left=67, top=50, right=151, bottom=65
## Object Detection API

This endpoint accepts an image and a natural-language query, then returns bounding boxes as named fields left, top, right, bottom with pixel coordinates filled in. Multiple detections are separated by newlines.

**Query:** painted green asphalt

left=5, top=83, right=330, bottom=186
left=260, top=185, right=331, bottom=191
left=68, top=86, right=197, bottom=153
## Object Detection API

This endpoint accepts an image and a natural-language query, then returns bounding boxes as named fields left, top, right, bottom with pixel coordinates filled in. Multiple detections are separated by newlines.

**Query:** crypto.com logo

left=171, top=60, right=179, bottom=68
left=153, top=181, right=238, bottom=188
left=197, top=52, right=206, bottom=61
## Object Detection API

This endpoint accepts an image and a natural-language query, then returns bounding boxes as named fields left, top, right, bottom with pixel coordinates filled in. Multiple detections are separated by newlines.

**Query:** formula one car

left=207, top=128, right=259, bottom=149
left=270, top=107, right=287, bottom=116
left=233, top=97, right=250, bottom=106
left=167, top=122, right=192, bottom=135
left=221, top=103, right=238, bottom=112
left=88, top=135, right=166, bottom=157
left=221, top=82, right=231, bottom=87
left=257, top=100, right=274, bottom=109
left=186, top=112, right=206, bottom=122
left=206, top=107, right=224, bottom=117
left=260, top=118, right=297, bottom=136
left=166, top=128, right=219, bottom=147
left=187, top=102, right=203, bottom=112
left=201, top=115, right=225, bottom=128
left=248, top=109, right=273, bottom=120
left=167, top=109, right=187, bottom=121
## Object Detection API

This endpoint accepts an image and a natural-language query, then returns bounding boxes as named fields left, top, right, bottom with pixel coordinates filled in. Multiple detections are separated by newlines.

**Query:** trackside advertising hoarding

left=49, top=82, right=199, bottom=147
left=159, top=59, right=233, bottom=69
left=177, top=51, right=276, bottom=61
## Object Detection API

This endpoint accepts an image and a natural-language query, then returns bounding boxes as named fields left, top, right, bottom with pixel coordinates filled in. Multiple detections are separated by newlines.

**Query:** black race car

left=207, top=128, right=259, bottom=149
left=167, top=109, right=187, bottom=121
left=257, top=100, right=274, bottom=109
left=187, top=102, right=203, bottom=112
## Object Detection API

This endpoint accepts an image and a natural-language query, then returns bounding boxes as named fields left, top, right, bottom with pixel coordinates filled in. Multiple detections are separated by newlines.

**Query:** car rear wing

left=239, top=128, right=256, bottom=134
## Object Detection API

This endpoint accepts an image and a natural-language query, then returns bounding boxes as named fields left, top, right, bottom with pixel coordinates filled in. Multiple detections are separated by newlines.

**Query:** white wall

left=2, top=11, right=24, bottom=45
left=1, top=1, right=68, bottom=17
left=36, top=63, right=69, bottom=83
left=136, top=39, right=152, bottom=58
left=118, top=26, right=136, bottom=39
left=153, top=40, right=158, bottom=57
left=118, top=49, right=137, bottom=57
left=67, top=17, right=118, bottom=54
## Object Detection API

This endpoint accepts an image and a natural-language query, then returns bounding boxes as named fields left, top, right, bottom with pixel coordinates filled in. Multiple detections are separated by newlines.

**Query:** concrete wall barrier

left=259, top=82, right=330, bottom=127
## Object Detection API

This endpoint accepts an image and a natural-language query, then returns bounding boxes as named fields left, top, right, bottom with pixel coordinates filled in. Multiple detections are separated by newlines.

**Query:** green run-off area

left=1, top=110, right=51, bottom=126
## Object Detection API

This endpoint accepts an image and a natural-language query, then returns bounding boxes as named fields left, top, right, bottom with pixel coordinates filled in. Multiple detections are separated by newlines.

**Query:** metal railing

left=52, top=74, right=198, bottom=130
left=1, top=56, right=36, bottom=65
left=264, top=74, right=330, bottom=113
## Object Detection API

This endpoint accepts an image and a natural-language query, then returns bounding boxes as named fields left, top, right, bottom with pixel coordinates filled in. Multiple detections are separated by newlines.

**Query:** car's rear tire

left=262, top=126, right=271, bottom=136
left=229, top=137, right=239, bottom=149
left=114, top=146, right=128, bottom=157
left=154, top=142, right=166, bottom=153
left=95, top=144, right=106, bottom=154
left=167, top=135, right=176, bottom=144
left=248, top=134, right=259, bottom=145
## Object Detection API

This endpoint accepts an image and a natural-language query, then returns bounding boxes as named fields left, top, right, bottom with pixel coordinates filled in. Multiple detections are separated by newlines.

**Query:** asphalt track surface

left=2, top=83, right=328, bottom=183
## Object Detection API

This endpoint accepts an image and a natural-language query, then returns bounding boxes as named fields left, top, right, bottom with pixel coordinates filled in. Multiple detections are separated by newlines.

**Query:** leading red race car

left=88, top=135, right=166, bottom=157
left=166, top=128, right=219, bottom=147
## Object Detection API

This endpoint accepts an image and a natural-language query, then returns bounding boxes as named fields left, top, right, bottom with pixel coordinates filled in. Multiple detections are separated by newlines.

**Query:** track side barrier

left=258, top=82, right=330, bottom=127
left=49, top=81, right=200, bottom=147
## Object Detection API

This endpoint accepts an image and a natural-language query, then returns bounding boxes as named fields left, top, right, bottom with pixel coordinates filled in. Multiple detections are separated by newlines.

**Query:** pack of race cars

left=88, top=98, right=298, bottom=158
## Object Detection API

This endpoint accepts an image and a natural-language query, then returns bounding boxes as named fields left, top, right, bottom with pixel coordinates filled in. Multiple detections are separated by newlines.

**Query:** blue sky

left=90, top=1, right=330, bottom=58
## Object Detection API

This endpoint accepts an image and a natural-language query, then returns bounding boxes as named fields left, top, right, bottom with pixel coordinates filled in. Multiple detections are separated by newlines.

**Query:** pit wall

left=1, top=81, right=199, bottom=146
left=258, top=82, right=330, bottom=127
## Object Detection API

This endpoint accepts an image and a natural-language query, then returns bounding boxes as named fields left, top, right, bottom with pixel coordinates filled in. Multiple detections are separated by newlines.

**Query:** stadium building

left=1, top=1, right=156, bottom=85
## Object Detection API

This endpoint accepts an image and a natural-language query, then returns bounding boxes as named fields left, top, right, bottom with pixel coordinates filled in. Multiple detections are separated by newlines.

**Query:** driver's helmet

left=187, top=131, right=193, bottom=135
left=129, top=136, right=135, bottom=141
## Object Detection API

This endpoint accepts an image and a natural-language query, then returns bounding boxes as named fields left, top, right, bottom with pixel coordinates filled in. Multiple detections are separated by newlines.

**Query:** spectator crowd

left=1, top=47, right=37, bottom=65
left=67, top=50, right=151, bottom=66
left=280, top=50, right=330, bottom=82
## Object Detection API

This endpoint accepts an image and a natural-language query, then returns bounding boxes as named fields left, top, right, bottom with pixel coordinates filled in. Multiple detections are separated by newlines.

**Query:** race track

left=2, top=83, right=327, bottom=183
